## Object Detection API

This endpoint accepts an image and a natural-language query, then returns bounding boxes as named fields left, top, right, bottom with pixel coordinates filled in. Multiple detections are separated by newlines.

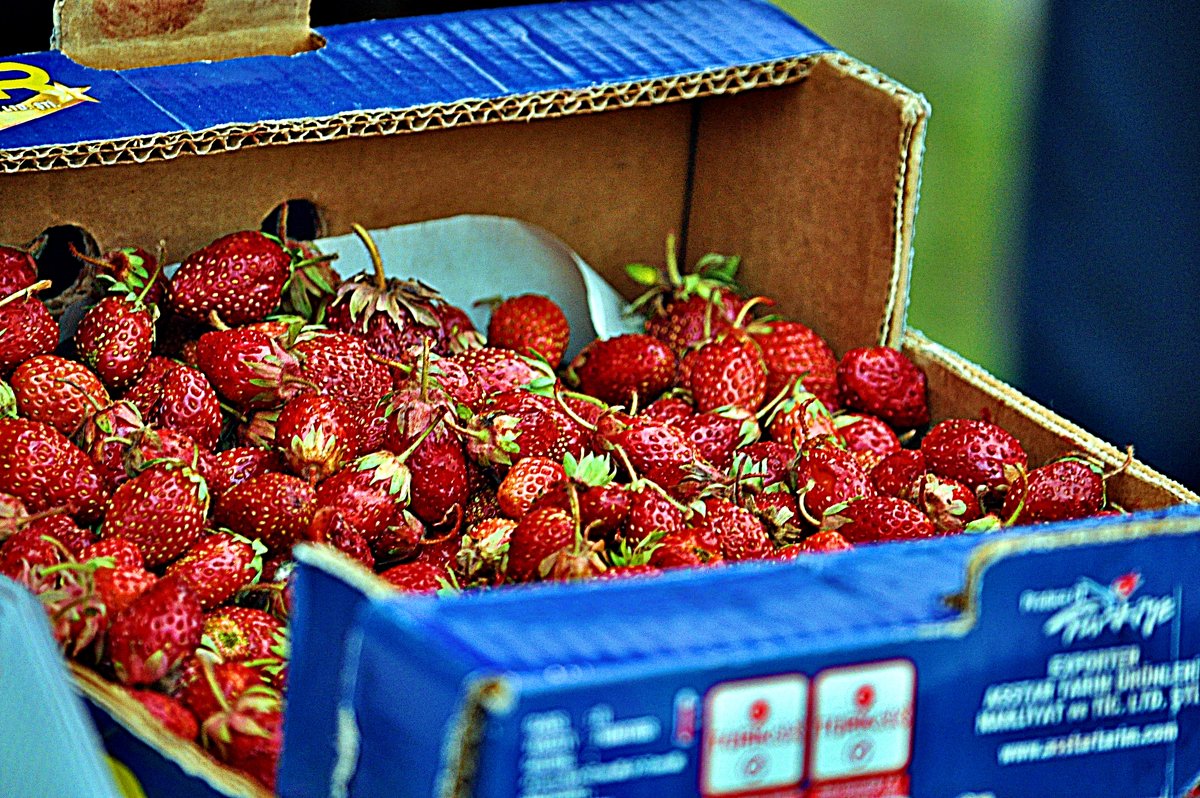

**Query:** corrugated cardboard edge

left=820, top=54, right=929, bottom=348
left=903, top=328, right=1200, bottom=504
left=70, top=664, right=273, bottom=798
left=0, top=56, right=821, bottom=174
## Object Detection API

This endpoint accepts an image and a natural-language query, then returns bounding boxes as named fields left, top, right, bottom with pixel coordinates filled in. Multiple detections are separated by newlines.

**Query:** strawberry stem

left=0, top=279, right=52, bottom=309
left=351, top=223, right=388, bottom=292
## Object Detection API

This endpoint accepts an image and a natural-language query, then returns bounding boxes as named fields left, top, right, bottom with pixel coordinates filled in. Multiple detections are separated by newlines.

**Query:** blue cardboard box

left=2, top=1, right=1197, bottom=796
left=288, top=508, right=1200, bottom=798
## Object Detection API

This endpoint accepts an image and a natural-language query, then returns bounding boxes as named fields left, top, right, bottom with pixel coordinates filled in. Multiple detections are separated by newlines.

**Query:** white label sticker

left=700, top=674, right=808, bottom=796
left=810, top=660, right=915, bottom=782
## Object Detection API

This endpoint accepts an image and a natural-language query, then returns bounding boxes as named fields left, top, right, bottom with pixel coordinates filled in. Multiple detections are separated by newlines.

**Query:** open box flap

left=0, top=0, right=831, bottom=168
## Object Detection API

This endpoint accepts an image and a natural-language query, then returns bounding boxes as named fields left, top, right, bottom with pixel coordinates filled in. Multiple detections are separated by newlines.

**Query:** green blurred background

left=775, top=0, right=1045, bottom=382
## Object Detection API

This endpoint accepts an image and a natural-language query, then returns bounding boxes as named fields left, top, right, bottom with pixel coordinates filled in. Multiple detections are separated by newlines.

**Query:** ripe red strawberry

left=0, top=525, right=69, bottom=587
left=121, top=426, right=215, bottom=485
left=735, top=441, right=796, bottom=487
left=407, top=433, right=469, bottom=527
left=275, top=393, right=360, bottom=483
left=123, top=356, right=176, bottom=414
left=824, top=496, right=938, bottom=543
left=649, top=529, right=722, bottom=569
left=0, top=281, right=58, bottom=374
left=921, top=418, right=1027, bottom=496
left=623, top=483, right=686, bottom=543
left=380, top=561, right=446, bottom=593
left=449, top=347, right=542, bottom=396
left=838, top=413, right=902, bottom=471
left=314, top=451, right=414, bottom=541
left=101, top=463, right=210, bottom=567
left=325, top=226, right=451, bottom=361
left=569, top=334, right=676, bottom=407
left=107, top=577, right=204, bottom=685
left=79, top=400, right=145, bottom=490
left=871, top=449, right=927, bottom=498
left=74, top=295, right=156, bottom=390
left=913, top=473, right=982, bottom=534
left=0, top=245, right=38, bottom=295
left=81, top=536, right=144, bottom=569
left=195, top=326, right=302, bottom=411
left=644, top=293, right=744, bottom=354
left=211, top=706, right=283, bottom=791
left=203, top=606, right=285, bottom=663
left=507, top=506, right=575, bottom=582
left=128, top=689, right=199, bottom=741
left=696, top=498, right=772, bottom=561
left=157, top=365, right=223, bottom=451
left=0, top=418, right=107, bottom=522
left=10, top=354, right=109, bottom=437
left=639, top=396, right=694, bottom=427
left=305, top=506, right=377, bottom=569
left=207, top=447, right=281, bottom=499
left=677, top=411, right=753, bottom=471
left=169, top=231, right=294, bottom=326
left=766, top=389, right=840, bottom=448
left=498, top=456, right=566, bottom=519
left=752, top=320, right=839, bottom=409
left=775, top=530, right=853, bottom=557
left=1002, top=458, right=1105, bottom=525
left=24, top=513, right=95, bottom=556
left=600, top=417, right=698, bottom=477
left=92, top=561, right=157, bottom=617
left=483, top=389, right=587, bottom=464
left=293, top=331, right=392, bottom=450
left=215, top=471, right=316, bottom=554
left=684, top=338, right=767, bottom=413
left=794, top=444, right=875, bottom=520
left=486, top=294, right=571, bottom=367
left=180, top=660, right=269, bottom=725
left=0, top=491, right=28, bottom=540
left=837, top=347, right=929, bottom=429
left=369, top=510, right=427, bottom=567
left=165, top=533, right=263, bottom=609
left=456, top=517, right=514, bottom=586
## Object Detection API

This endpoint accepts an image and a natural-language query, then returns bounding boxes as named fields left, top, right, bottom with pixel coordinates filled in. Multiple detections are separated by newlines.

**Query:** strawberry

left=0, top=281, right=58, bottom=374
left=305, top=506, right=377, bottom=569
left=0, top=491, right=28, bottom=541
left=644, top=293, right=743, bottom=354
left=370, top=510, right=427, bottom=567
left=76, top=245, right=167, bottom=306
left=180, top=659, right=268, bottom=725
left=913, top=473, right=982, bottom=534
left=1002, top=458, right=1105, bottom=525
left=10, top=354, right=109, bottom=437
left=775, top=530, right=853, bottom=557
left=165, top=533, right=263, bottom=609
left=195, top=326, right=302, bottom=411
left=824, top=496, right=938, bottom=543
left=292, top=331, right=392, bottom=451
left=74, top=294, right=156, bottom=391
left=794, top=444, right=875, bottom=521
left=101, top=463, right=210, bottom=567
left=696, top=498, right=772, bottom=561
left=639, top=396, right=694, bottom=427
left=766, top=389, right=840, bottom=448
left=107, top=577, right=204, bottom=685
left=380, top=561, right=446, bottom=593
left=215, top=472, right=316, bottom=554
left=406, top=433, right=469, bottom=527
left=677, top=411, right=754, bottom=471
left=498, top=456, right=566, bottom=519
left=600, top=417, right=698, bottom=477
left=735, top=441, right=796, bottom=487
left=157, top=365, right=223, bottom=451
left=275, top=393, right=360, bottom=483
left=0, top=525, right=69, bottom=587
left=202, top=607, right=285, bottom=663
left=871, top=449, right=927, bottom=498
left=169, top=231, right=294, bottom=326
left=474, top=390, right=586, bottom=464
left=79, top=400, right=145, bottom=490
left=325, top=225, right=452, bottom=361
left=81, top=537, right=144, bottom=569
left=121, top=426, right=215, bottom=483
left=506, top=506, right=575, bottom=582
left=314, top=452, right=414, bottom=542
left=921, top=418, right=1027, bottom=496
left=92, top=562, right=157, bottom=617
left=838, top=412, right=901, bottom=471
left=684, top=338, right=767, bottom=413
left=837, top=347, right=929, bottom=429
left=752, top=320, right=839, bottom=409
left=0, top=418, right=107, bottom=522
left=207, top=447, right=281, bottom=499
left=128, top=689, right=198, bottom=741
left=649, top=529, right=722, bottom=570
left=448, top=347, right=541, bottom=397
left=569, top=334, right=676, bottom=407
left=212, top=706, right=283, bottom=791
left=623, top=483, right=686, bottom=543
left=0, top=245, right=38, bottom=295
left=486, top=294, right=571, bottom=367
left=24, top=513, right=95, bottom=557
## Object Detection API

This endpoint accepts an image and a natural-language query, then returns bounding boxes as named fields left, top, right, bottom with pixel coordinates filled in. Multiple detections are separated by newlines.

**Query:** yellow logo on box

left=0, top=62, right=98, bottom=132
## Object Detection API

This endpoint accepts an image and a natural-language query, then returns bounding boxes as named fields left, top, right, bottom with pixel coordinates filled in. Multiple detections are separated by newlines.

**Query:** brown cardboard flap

left=687, top=53, right=928, bottom=354
left=53, top=0, right=317, bottom=69
left=904, top=329, right=1199, bottom=511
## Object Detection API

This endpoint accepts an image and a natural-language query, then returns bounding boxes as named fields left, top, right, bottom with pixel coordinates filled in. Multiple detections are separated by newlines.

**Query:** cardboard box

left=1, top=1, right=1196, bottom=796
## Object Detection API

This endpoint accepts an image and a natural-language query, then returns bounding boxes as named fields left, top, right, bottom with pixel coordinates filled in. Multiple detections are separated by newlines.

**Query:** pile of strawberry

left=0, top=225, right=1123, bottom=790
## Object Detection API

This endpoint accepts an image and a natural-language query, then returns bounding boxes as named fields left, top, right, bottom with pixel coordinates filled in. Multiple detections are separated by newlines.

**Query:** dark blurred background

left=3, top=1, right=1196, bottom=489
